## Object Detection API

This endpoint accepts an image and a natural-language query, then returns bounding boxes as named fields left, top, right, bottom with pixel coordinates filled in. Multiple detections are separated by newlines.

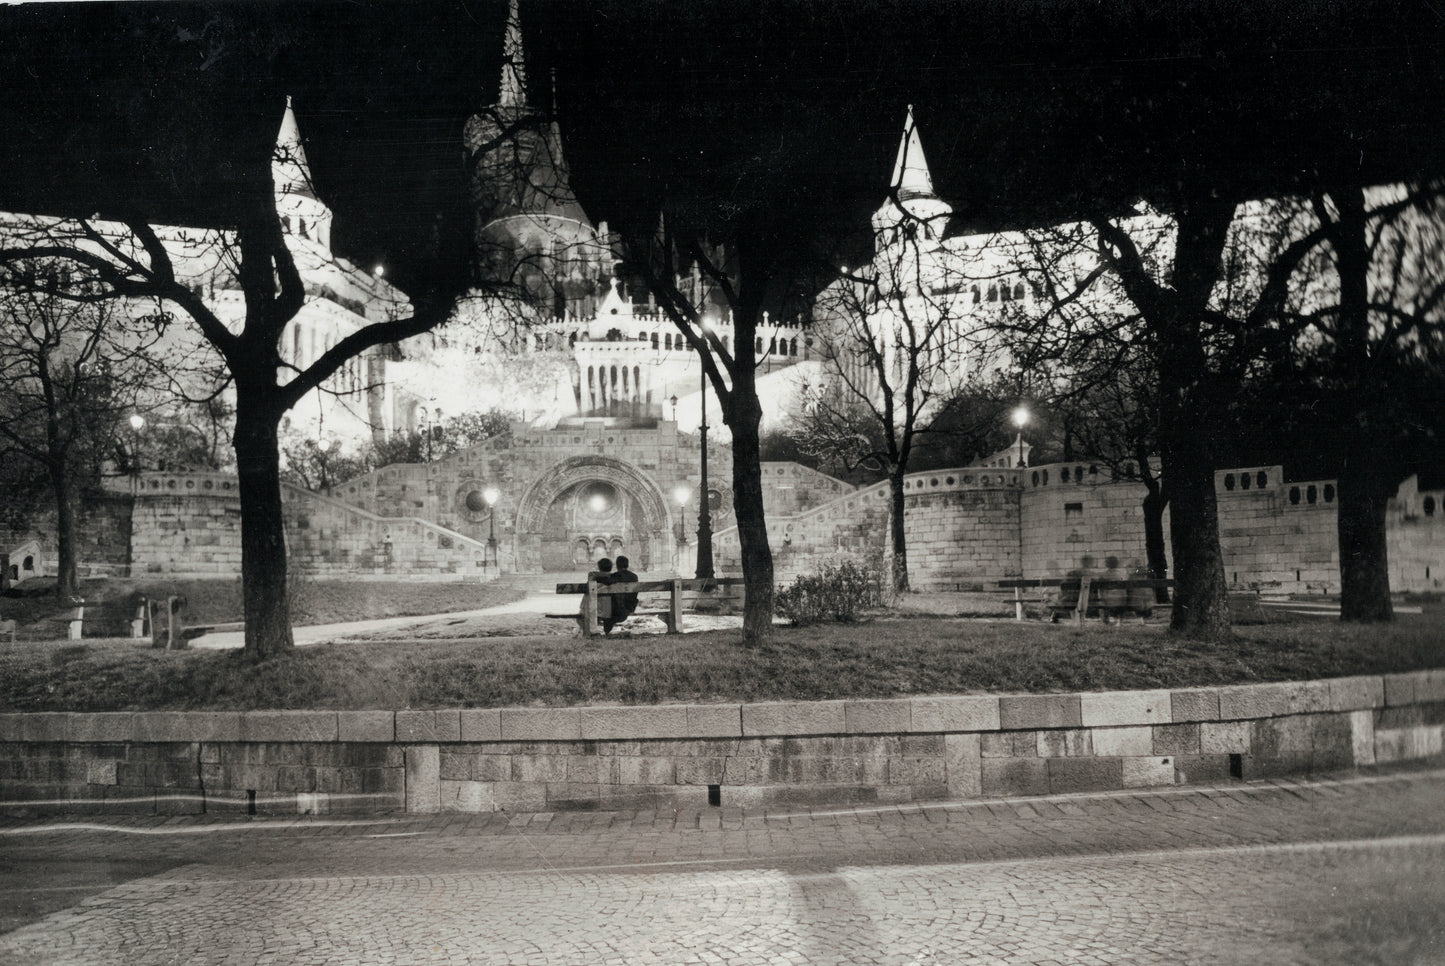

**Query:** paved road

left=2, top=764, right=1443, bottom=965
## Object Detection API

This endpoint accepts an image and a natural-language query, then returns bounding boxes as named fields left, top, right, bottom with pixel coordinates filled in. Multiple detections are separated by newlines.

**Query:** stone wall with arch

left=512, top=455, right=675, bottom=574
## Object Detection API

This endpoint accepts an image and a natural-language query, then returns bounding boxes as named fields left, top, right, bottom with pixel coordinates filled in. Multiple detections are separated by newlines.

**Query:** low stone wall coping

left=3, top=669, right=1441, bottom=745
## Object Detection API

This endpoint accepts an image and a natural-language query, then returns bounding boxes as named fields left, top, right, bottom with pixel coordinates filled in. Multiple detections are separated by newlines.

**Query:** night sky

left=0, top=1, right=1442, bottom=293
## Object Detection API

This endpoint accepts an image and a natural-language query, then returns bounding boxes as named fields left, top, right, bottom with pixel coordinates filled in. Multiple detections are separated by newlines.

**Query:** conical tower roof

left=872, top=105, right=953, bottom=237
left=498, top=0, right=527, bottom=110
left=273, top=96, right=319, bottom=202
left=273, top=96, right=334, bottom=248
left=891, top=104, right=936, bottom=202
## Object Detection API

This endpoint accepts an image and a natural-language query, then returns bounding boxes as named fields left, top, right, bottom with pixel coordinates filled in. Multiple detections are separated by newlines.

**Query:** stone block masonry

left=1, top=669, right=1441, bottom=817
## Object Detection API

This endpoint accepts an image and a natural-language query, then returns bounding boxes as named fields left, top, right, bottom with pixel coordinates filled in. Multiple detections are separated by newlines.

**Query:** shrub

left=774, top=558, right=888, bottom=626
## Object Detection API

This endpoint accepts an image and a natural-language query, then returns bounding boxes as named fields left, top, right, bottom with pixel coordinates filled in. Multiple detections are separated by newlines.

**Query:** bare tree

left=0, top=263, right=161, bottom=596
left=1008, top=178, right=1438, bottom=637
left=1278, top=182, right=1445, bottom=621
left=0, top=95, right=535, bottom=657
left=620, top=223, right=792, bottom=644
left=801, top=232, right=1002, bottom=589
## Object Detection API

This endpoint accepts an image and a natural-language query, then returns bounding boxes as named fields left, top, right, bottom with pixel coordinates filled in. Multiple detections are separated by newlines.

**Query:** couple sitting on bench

left=585, top=555, right=640, bottom=635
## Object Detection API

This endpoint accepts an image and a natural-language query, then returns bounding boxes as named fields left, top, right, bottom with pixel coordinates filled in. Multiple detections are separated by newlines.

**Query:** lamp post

left=695, top=320, right=715, bottom=579
left=317, top=438, right=331, bottom=491
left=419, top=406, right=433, bottom=462
left=483, top=486, right=500, bottom=570
left=1011, top=405, right=1030, bottom=468
left=1010, top=405, right=1030, bottom=616
left=673, top=485, right=690, bottom=562
left=128, top=414, right=145, bottom=494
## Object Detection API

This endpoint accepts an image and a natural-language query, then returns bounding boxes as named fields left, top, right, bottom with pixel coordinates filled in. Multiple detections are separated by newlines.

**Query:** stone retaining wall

left=2, top=670, right=1441, bottom=816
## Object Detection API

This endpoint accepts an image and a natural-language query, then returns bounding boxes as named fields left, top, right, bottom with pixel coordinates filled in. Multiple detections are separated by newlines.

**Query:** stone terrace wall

left=746, top=459, right=1440, bottom=594
left=2, top=670, right=1440, bottom=817
left=903, top=472, right=1023, bottom=590
left=1389, top=475, right=1445, bottom=594
left=123, top=473, right=491, bottom=578
left=1020, top=465, right=1160, bottom=580
left=1, top=490, right=133, bottom=579
left=128, top=474, right=244, bottom=576
left=1215, top=467, right=1338, bottom=592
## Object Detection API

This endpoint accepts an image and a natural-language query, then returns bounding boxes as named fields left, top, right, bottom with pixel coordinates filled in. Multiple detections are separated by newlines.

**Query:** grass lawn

left=0, top=577, right=524, bottom=636
left=2, top=601, right=1441, bottom=712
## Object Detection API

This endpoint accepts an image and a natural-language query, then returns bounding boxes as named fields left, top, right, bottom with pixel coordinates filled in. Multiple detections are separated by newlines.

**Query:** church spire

left=890, top=104, right=935, bottom=201
left=498, top=0, right=528, bottom=109
left=273, top=96, right=334, bottom=249
left=273, top=96, right=314, bottom=199
left=871, top=105, right=953, bottom=241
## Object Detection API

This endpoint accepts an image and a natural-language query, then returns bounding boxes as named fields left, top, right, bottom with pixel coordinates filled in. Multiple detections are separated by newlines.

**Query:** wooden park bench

left=998, top=577, right=1173, bottom=624
left=47, top=600, right=90, bottom=640
left=32, top=596, right=149, bottom=641
left=998, top=578, right=1264, bottom=625
left=143, top=595, right=241, bottom=648
left=549, top=576, right=746, bottom=637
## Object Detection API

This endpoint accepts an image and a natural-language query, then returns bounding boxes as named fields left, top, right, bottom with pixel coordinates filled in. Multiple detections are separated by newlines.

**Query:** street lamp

left=127, top=414, right=145, bottom=494
left=1010, top=405, right=1031, bottom=615
left=1011, top=405, right=1030, bottom=468
left=483, top=486, right=500, bottom=570
left=695, top=318, right=715, bottom=579
left=673, top=485, right=691, bottom=550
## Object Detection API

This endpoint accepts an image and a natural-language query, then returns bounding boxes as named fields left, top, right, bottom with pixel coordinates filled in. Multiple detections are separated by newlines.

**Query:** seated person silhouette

left=582, top=557, right=613, bottom=632
left=603, top=555, right=640, bottom=635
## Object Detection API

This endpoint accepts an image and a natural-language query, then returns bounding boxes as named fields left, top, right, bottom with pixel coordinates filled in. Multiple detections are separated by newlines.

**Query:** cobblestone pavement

left=2, top=764, right=1443, bottom=964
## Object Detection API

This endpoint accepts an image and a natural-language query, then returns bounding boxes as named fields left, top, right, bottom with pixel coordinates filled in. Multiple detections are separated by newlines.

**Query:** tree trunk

left=725, top=388, right=774, bottom=645
left=1141, top=485, right=1170, bottom=603
left=1160, top=438, right=1229, bottom=636
left=1151, top=194, right=1234, bottom=638
left=1329, top=185, right=1394, bottom=623
left=1336, top=439, right=1394, bottom=622
left=889, top=470, right=909, bottom=592
left=233, top=395, right=294, bottom=658
left=49, top=463, right=78, bottom=599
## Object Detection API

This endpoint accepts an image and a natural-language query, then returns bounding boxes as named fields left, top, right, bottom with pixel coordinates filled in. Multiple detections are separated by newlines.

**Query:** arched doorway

left=513, top=456, right=674, bottom=573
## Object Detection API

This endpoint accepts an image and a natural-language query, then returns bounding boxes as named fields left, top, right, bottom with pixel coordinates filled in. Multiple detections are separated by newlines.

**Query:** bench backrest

left=555, top=577, right=746, bottom=595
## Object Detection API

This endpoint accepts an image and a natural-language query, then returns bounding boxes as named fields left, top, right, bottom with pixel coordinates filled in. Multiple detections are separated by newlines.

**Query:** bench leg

left=67, top=619, right=83, bottom=640
left=1014, top=587, right=1024, bottom=621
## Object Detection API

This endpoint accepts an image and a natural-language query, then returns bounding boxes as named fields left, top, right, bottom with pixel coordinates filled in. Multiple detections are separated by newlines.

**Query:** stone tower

left=462, top=0, right=609, bottom=318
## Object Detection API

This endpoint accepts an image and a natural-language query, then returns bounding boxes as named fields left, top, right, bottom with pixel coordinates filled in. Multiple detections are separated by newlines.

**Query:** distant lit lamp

left=373, top=264, right=385, bottom=278
left=674, top=485, right=691, bottom=548
left=1010, top=405, right=1031, bottom=613
left=483, top=486, right=500, bottom=570
left=1011, top=406, right=1030, bottom=468
left=128, top=414, right=145, bottom=493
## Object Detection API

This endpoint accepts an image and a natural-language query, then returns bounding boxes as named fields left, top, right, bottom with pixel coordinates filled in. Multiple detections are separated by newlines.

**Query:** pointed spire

left=871, top=105, right=952, bottom=242
left=499, top=0, right=528, bottom=109
left=889, top=104, right=935, bottom=201
left=273, top=96, right=334, bottom=248
left=274, top=96, right=314, bottom=198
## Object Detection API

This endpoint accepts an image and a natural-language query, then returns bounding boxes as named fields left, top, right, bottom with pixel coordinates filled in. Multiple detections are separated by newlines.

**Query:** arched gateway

left=513, top=455, right=675, bottom=573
